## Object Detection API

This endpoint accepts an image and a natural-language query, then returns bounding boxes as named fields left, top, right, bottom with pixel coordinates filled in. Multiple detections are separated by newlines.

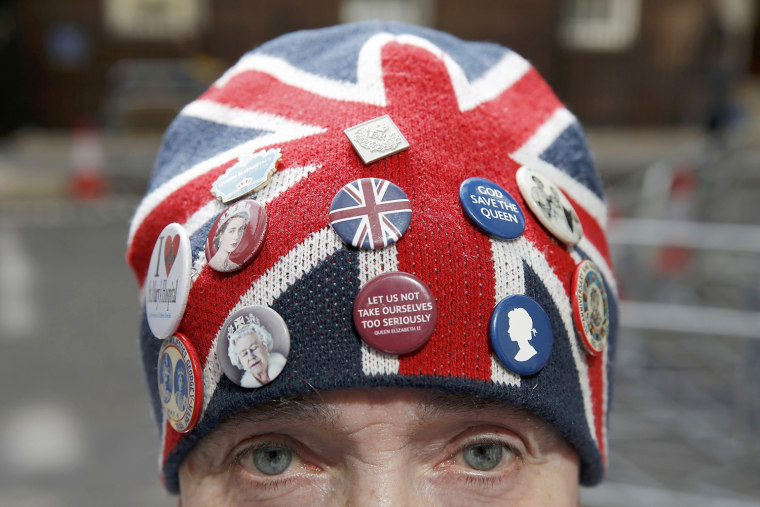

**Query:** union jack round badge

left=329, top=177, right=412, bottom=250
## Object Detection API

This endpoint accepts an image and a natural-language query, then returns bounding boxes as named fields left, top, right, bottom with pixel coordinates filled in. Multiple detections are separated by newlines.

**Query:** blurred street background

left=1, top=1, right=759, bottom=505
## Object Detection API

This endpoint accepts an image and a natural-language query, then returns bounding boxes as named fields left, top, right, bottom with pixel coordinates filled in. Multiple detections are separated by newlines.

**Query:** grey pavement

left=0, top=203, right=173, bottom=507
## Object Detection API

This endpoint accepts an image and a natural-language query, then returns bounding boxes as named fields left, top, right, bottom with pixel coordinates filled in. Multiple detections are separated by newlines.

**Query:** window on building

left=340, top=0, right=434, bottom=26
left=104, top=0, right=206, bottom=39
left=560, top=0, right=640, bottom=51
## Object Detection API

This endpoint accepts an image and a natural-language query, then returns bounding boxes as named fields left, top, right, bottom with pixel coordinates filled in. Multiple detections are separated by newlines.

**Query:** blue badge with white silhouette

left=459, top=177, right=525, bottom=239
left=211, top=148, right=282, bottom=203
left=489, top=295, right=553, bottom=375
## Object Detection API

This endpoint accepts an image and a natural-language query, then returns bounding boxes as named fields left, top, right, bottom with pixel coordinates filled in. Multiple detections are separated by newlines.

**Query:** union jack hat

left=126, top=21, right=618, bottom=492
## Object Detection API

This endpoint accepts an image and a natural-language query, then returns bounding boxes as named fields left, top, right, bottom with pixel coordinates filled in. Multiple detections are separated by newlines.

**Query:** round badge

left=217, top=306, right=290, bottom=388
left=515, top=166, right=583, bottom=245
left=353, top=271, right=438, bottom=355
left=572, top=260, right=610, bottom=355
left=329, top=178, right=412, bottom=249
left=157, top=333, right=203, bottom=433
left=205, top=199, right=267, bottom=273
left=145, top=223, right=192, bottom=339
left=459, top=177, right=525, bottom=240
left=489, top=295, right=553, bottom=376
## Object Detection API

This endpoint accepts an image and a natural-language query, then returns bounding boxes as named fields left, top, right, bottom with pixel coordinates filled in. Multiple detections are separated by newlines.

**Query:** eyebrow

left=224, top=395, right=339, bottom=429
left=416, top=392, right=527, bottom=420
left=222, top=390, right=526, bottom=431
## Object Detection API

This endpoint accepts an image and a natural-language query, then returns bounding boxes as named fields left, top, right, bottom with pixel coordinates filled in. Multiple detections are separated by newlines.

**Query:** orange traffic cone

left=69, top=117, right=107, bottom=199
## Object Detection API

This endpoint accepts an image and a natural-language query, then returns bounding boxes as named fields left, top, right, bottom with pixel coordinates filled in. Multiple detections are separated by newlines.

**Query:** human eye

left=437, top=431, right=524, bottom=487
left=242, top=444, right=294, bottom=475
left=460, top=442, right=505, bottom=471
left=191, top=434, right=329, bottom=505
left=231, top=438, right=323, bottom=488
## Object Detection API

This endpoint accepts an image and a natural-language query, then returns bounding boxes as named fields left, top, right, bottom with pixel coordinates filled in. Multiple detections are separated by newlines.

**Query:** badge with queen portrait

left=217, top=306, right=291, bottom=389
left=205, top=199, right=267, bottom=273
left=572, top=260, right=610, bottom=356
left=157, top=333, right=203, bottom=433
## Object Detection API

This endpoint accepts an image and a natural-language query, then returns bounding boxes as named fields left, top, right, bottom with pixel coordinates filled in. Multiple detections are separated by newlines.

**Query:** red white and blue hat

left=126, top=21, right=618, bottom=493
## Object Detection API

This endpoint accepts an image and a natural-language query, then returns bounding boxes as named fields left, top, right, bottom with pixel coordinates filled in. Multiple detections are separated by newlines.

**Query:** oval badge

left=145, top=223, right=192, bottom=339
left=489, top=295, right=553, bottom=376
left=572, top=260, right=610, bottom=356
left=157, top=333, right=203, bottom=433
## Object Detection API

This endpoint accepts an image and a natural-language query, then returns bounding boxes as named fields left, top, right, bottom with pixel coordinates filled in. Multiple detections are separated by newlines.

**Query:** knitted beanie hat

left=126, top=21, right=618, bottom=493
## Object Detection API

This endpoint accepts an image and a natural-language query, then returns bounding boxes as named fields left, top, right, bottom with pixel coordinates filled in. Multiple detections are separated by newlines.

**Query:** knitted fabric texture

left=126, top=21, right=618, bottom=493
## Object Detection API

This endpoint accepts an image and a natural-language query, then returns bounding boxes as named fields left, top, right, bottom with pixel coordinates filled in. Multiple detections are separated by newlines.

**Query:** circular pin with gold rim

left=571, top=260, right=610, bottom=355
left=157, top=333, right=203, bottom=433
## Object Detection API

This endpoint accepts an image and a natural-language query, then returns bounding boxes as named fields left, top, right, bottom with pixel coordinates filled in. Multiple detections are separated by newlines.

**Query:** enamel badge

left=344, top=115, right=409, bottom=164
left=211, top=148, right=281, bottom=203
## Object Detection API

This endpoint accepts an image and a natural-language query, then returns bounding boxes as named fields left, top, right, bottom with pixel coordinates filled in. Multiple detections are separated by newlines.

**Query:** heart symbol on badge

left=164, top=235, right=180, bottom=277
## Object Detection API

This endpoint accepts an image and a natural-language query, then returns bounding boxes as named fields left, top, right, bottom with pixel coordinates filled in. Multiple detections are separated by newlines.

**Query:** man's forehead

left=221, top=388, right=534, bottom=430
left=188, top=388, right=567, bottom=467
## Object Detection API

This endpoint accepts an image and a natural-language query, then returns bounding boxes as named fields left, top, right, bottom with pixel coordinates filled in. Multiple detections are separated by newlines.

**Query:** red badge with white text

left=572, top=260, right=610, bottom=355
left=145, top=223, right=192, bottom=339
left=157, top=333, right=203, bottom=433
left=205, top=199, right=267, bottom=273
left=353, top=271, right=437, bottom=354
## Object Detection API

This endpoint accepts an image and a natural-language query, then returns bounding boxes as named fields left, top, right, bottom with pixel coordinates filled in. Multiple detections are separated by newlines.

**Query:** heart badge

left=146, top=223, right=192, bottom=340
left=164, top=235, right=180, bottom=276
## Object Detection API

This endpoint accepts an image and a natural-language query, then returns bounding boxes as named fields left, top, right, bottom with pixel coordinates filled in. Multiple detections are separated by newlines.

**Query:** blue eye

left=462, top=443, right=503, bottom=471
left=252, top=445, right=293, bottom=475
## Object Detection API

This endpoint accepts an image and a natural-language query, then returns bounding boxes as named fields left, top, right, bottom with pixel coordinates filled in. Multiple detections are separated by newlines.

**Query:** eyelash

left=447, top=436, right=523, bottom=482
left=231, top=440, right=303, bottom=491
left=229, top=434, right=523, bottom=490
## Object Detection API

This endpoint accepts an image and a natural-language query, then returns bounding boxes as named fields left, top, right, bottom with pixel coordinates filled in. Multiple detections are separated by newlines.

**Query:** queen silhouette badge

left=489, top=295, right=553, bottom=376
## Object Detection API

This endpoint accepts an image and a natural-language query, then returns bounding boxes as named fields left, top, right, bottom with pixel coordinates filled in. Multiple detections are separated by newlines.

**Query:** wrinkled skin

left=179, top=388, right=580, bottom=506
left=235, top=332, right=269, bottom=384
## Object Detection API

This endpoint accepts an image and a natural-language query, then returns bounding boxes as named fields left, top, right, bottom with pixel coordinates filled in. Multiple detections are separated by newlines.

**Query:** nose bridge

left=343, top=460, right=418, bottom=507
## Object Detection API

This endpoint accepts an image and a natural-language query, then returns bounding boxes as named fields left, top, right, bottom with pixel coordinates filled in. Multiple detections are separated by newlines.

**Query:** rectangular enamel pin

left=344, top=114, right=410, bottom=164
